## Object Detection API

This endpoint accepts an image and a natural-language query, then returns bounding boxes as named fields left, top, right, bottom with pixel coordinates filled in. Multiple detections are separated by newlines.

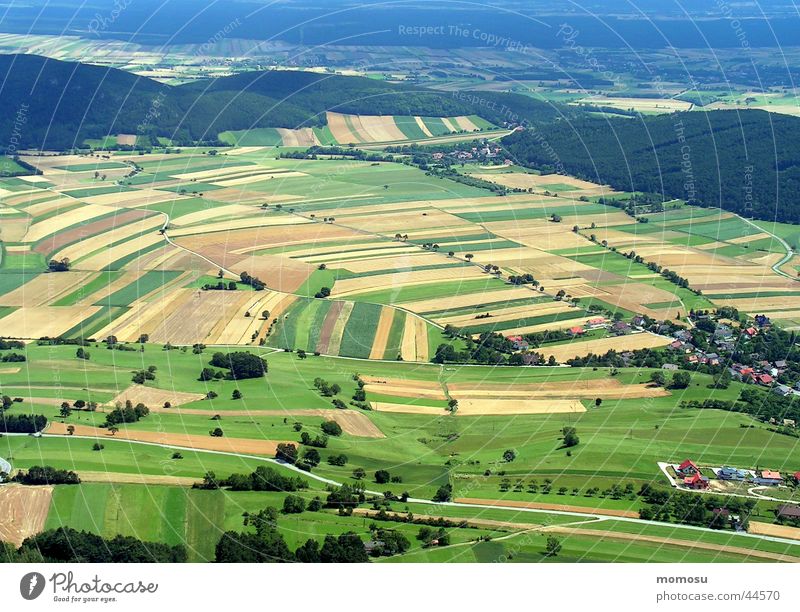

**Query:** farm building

left=611, top=321, right=632, bottom=335
left=773, top=384, right=793, bottom=397
left=506, top=335, right=530, bottom=351
left=683, top=472, right=709, bottom=490
left=717, top=466, right=748, bottom=481
left=676, top=459, right=700, bottom=476
left=567, top=326, right=585, bottom=337
left=585, top=317, right=605, bottom=329
left=662, top=363, right=679, bottom=371
left=754, top=470, right=782, bottom=486
left=777, top=505, right=800, bottom=520
left=794, top=471, right=800, bottom=484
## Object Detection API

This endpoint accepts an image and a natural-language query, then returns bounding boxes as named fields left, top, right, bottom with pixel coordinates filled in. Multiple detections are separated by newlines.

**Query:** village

left=660, top=459, right=800, bottom=526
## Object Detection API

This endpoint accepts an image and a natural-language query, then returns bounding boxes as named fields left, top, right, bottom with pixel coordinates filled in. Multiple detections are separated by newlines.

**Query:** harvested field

left=167, top=215, right=311, bottom=238
left=276, top=127, right=319, bottom=147
left=170, top=164, right=256, bottom=181
left=447, top=379, right=669, bottom=400
left=371, top=401, right=449, bottom=416
left=116, top=134, right=137, bottom=146
left=315, top=301, right=345, bottom=354
left=575, top=96, right=692, bottom=113
left=403, top=287, right=537, bottom=313
left=0, top=305, right=100, bottom=338
left=211, top=171, right=308, bottom=187
left=77, top=233, right=163, bottom=271
left=332, top=265, right=486, bottom=298
left=0, top=271, right=93, bottom=307
left=371, top=398, right=585, bottom=416
left=105, top=289, right=245, bottom=344
left=107, top=384, right=206, bottom=408
left=46, top=422, right=285, bottom=456
left=368, top=307, right=395, bottom=359
left=215, top=291, right=286, bottom=345
left=453, top=398, right=586, bottom=416
left=455, top=497, right=639, bottom=518
left=362, top=376, right=448, bottom=400
left=288, top=409, right=384, bottom=438
left=542, top=333, right=672, bottom=362
left=77, top=471, right=198, bottom=486
left=327, top=112, right=359, bottom=144
left=748, top=521, right=800, bottom=541
left=453, top=115, right=480, bottom=131
left=0, top=485, right=53, bottom=546
left=326, top=301, right=354, bottom=356
left=414, top=116, right=433, bottom=137
left=34, top=208, right=156, bottom=256
left=23, top=204, right=115, bottom=243
left=54, top=216, right=164, bottom=263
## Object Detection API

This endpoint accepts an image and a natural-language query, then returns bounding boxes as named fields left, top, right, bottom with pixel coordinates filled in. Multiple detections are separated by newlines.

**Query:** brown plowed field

left=0, top=485, right=52, bottom=546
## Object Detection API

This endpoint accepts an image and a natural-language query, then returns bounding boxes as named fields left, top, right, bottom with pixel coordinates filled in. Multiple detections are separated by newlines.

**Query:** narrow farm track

left=18, top=432, right=800, bottom=555
left=736, top=213, right=797, bottom=280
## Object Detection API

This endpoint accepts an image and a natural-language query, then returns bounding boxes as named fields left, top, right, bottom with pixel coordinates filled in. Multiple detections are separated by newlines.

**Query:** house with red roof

left=754, top=470, right=782, bottom=486
left=568, top=326, right=585, bottom=336
left=793, top=471, right=800, bottom=484
left=744, top=327, right=758, bottom=337
left=756, top=373, right=774, bottom=386
left=683, top=472, right=709, bottom=489
left=676, top=459, right=700, bottom=477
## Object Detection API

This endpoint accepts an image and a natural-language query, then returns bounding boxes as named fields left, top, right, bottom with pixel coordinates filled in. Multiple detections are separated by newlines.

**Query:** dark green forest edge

left=502, top=110, right=800, bottom=224
left=0, top=55, right=557, bottom=149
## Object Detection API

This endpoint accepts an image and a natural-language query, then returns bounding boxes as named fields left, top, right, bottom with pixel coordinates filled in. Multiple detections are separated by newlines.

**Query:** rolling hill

left=0, top=54, right=565, bottom=150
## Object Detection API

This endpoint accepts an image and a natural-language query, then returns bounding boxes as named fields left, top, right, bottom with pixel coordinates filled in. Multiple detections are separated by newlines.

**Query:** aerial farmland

left=2, top=102, right=800, bottom=566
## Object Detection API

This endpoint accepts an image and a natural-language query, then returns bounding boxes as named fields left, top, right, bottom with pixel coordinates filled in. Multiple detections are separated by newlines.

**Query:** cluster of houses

left=675, top=459, right=800, bottom=490
left=431, top=142, right=504, bottom=163
left=660, top=313, right=799, bottom=399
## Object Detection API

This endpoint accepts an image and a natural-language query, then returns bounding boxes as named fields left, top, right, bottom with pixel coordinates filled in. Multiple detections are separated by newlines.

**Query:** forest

left=0, top=55, right=562, bottom=150
left=502, top=110, right=800, bottom=223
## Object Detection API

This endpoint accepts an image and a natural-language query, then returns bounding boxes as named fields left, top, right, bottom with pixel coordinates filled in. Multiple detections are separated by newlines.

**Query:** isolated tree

left=232, top=389, right=242, bottom=400
left=670, top=371, right=692, bottom=389
left=282, top=494, right=306, bottom=514
left=649, top=370, right=667, bottom=387
left=595, top=397, right=603, bottom=407
left=503, top=449, right=517, bottom=462
left=562, top=427, right=579, bottom=448
left=375, top=469, right=391, bottom=484
left=545, top=536, right=562, bottom=557
left=303, top=448, right=321, bottom=467
left=352, top=467, right=366, bottom=480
